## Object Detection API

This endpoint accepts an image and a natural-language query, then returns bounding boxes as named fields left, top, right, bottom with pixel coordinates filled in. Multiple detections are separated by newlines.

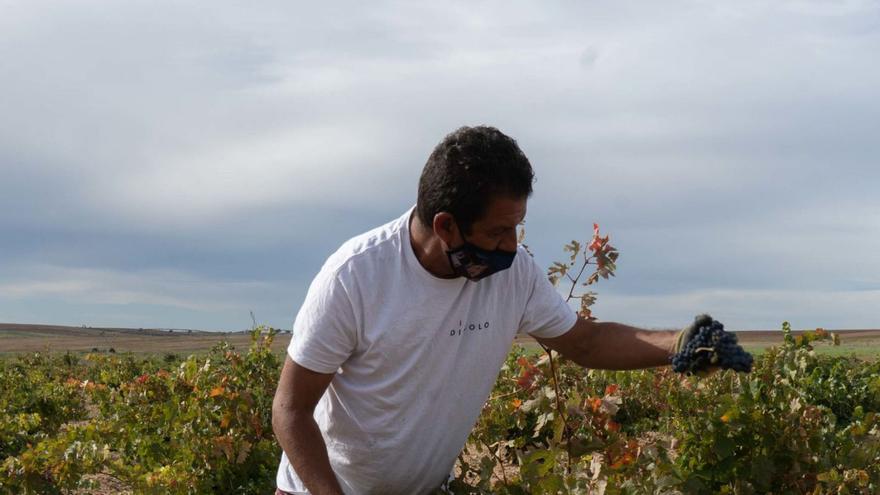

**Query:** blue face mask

left=446, top=231, right=517, bottom=281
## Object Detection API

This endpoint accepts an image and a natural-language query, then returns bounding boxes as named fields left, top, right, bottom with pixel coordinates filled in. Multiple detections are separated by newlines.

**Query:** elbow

left=271, top=396, right=285, bottom=437
left=571, top=343, right=598, bottom=368
left=271, top=392, right=295, bottom=436
left=550, top=340, right=595, bottom=368
left=272, top=393, right=312, bottom=436
left=570, top=322, right=601, bottom=368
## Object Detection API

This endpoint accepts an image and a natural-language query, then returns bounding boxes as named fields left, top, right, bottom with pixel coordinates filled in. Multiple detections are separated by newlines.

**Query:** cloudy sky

left=1, top=0, right=878, bottom=332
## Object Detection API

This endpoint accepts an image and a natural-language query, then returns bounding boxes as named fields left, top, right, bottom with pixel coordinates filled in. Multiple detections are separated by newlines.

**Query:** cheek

left=500, top=232, right=518, bottom=250
left=482, top=235, right=503, bottom=249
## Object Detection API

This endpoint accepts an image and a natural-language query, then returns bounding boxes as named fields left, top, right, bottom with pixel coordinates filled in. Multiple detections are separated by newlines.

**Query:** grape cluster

left=671, top=318, right=753, bottom=374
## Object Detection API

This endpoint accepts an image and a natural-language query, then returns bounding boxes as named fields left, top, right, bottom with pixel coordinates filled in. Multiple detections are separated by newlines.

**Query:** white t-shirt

left=276, top=207, right=577, bottom=495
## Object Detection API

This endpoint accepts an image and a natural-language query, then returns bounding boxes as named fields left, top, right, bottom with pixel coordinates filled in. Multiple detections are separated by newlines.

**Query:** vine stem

left=539, top=341, right=573, bottom=474
left=488, top=388, right=525, bottom=402
left=481, top=439, right=510, bottom=487
left=565, top=254, right=593, bottom=301
left=541, top=246, right=598, bottom=474
left=96, top=470, right=128, bottom=487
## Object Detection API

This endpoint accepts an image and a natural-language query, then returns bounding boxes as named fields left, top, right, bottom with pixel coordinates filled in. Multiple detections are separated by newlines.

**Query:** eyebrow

left=484, top=210, right=527, bottom=231
left=491, top=219, right=524, bottom=232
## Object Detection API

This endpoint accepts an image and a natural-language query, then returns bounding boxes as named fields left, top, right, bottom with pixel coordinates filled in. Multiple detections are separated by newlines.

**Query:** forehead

left=473, top=196, right=527, bottom=228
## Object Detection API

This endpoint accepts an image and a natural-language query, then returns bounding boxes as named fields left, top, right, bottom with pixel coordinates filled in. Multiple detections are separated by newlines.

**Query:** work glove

left=671, top=314, right=753, bottom=374
left=672, top=313, right=714, bottom=356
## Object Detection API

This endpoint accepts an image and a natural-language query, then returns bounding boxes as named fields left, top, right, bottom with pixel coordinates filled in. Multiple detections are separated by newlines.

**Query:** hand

left=671, top=313, right=714, bottom=355
left=671, top=313, right=722, bottom=375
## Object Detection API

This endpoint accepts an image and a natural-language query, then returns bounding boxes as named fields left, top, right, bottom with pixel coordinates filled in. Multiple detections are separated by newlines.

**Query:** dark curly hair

left=416, top=126, right=535, bottom=235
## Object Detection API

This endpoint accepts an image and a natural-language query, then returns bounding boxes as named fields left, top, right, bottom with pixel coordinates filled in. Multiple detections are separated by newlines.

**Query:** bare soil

left=0, top=322, right=292, bottom=355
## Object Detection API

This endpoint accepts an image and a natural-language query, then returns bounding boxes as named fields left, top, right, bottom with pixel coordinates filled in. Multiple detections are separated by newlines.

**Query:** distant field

left=514, top=328, right=880, bottom=360
left=735, top=329, right=880, bottom=359
left=1, top=322, right=878, bottom=360
left=0, top=322, right=293, bottom=357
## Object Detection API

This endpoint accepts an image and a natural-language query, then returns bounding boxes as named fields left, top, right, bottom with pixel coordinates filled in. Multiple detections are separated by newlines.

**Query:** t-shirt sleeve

left=287, top=266, right=358, bottom=374
left=518, top=253, right=578, bottom=339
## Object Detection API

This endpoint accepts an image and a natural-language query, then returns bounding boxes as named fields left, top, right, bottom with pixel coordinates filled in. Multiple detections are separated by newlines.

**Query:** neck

left=409, top=213, right=457, bottom=279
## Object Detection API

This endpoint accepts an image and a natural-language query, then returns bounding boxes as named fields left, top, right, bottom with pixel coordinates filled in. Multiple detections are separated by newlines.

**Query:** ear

left=432, top=212, right=459, bottom=247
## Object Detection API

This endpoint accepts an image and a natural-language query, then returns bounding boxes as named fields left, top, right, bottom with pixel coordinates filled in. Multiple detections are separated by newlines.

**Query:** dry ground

left=0, top=322, right=292, bottom=356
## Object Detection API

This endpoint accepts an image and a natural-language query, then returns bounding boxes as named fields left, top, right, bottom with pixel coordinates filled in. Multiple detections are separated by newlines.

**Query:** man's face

left=456, top=195, right=527, bottom=253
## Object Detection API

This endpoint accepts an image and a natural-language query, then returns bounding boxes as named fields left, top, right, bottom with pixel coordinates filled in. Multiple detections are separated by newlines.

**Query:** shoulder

left=320, top=210, right=409, bottom=278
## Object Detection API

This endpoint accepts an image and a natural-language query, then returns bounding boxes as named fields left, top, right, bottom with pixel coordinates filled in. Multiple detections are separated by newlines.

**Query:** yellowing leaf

left=236, top=440, right=252, bottom=464
left=213, top=435, right=234, bottom=461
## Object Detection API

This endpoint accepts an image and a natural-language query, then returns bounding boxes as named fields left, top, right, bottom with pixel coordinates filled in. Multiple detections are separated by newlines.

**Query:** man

left=273, top=126, right=689, bottom=494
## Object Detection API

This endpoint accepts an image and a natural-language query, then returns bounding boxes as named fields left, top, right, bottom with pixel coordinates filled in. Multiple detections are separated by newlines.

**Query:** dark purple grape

left=671, top=316, right=753, bottom=374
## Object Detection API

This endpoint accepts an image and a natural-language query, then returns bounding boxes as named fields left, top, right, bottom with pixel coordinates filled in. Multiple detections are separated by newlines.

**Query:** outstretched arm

left=534, top=317, right=677, bottom=370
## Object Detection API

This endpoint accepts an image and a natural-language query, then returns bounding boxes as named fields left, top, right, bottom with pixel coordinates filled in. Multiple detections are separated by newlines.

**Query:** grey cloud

left=2, top=0, right=879, bottom=330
